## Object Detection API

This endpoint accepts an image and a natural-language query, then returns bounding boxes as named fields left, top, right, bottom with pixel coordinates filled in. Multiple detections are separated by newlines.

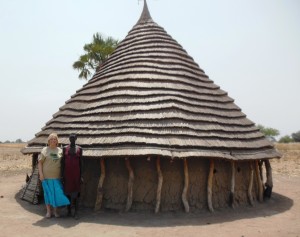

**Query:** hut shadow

left=15, top=190, right=80, bottom=228
left=15, top=191, right=293, bottom=228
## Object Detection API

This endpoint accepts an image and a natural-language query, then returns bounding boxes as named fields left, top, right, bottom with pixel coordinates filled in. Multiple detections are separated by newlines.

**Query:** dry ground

left=0, top=143, right=299, bottom=237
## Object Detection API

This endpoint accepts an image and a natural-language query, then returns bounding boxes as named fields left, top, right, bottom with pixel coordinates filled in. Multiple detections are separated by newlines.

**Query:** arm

left=38, top=160, right=44, bottom=181
left=79, top=147, right=83, bottom=182
left=61, top=147, right=65, bottom=183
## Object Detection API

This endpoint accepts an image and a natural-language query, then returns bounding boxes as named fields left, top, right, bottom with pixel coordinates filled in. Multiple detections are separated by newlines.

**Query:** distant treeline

left=0, top=139, right=25, bottom=144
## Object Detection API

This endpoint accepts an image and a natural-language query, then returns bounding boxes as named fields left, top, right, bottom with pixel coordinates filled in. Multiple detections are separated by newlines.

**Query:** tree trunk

left=155, top=156, right=163, bottom=213
left=125, top=158, right=134, bottom=212
left=94, top=159, right=106, bottom=211
left=259, top=160, right=264, bottom=182
left=248, top=161, right=254, bottom=206
left=230, top=160, right=235, bottom=208
left=207, top=159, right=214, bottom=212
left=182, top=158, right=190, bottom=213
left=264, top=159, right=273, bottom=199
left=255, top=160, right=264, bottom=202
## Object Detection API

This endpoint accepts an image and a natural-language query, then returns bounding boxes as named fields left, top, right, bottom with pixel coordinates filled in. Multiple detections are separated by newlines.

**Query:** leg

left=73, top=198, right=79, bottom=219
left=53, top=206, right=60, bottom=218
left=45, top=204, right=51, bottom=218
left=67, top=195, right=72, bottom=216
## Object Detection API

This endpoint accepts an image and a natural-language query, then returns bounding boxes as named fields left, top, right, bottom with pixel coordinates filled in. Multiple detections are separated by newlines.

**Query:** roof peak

left=135, top=0, right=153, bottom=25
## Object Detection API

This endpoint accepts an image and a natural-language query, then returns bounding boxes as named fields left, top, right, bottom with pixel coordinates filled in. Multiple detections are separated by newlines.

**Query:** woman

left=38, top=133, right=70, bottom=218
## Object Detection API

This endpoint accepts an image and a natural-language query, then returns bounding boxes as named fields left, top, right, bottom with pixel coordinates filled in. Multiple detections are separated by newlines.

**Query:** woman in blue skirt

left=38, top=133, right=70, bottom=218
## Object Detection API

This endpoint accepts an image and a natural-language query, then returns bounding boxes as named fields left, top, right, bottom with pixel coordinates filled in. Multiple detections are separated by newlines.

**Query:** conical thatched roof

left=22, top=1, right=281, bottom=161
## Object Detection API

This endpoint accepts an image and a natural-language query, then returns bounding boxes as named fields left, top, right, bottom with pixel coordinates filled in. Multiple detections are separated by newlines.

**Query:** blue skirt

left=42, top=179, right=70, bottom=207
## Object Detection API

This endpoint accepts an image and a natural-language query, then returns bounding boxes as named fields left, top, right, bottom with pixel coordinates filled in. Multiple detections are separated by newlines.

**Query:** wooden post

left=259, top=160, right=264, bottom=182
left=155, top=156, right=163, bottom=213
left=255, top=160, right=264, bottom=202
left=207, top=159, right=214, bottom=212
left=182, top=158, right=190, bottom=213
left=94, top=158, right=106, bottom=211
left=230, top=160, right=236, bottom=208
left=248, top=161, right=254, bottom=206
left=125, top=158, right=134, bottom=212
left=264, top=159, right=273, bottom=199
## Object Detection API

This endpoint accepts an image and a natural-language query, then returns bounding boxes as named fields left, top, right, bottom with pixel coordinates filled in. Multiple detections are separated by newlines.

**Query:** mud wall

left=188, top=158, right=209, bottom=211
left=80, top=158, right=100, bottom=207
left=235, top=161, right=258, bottom=205
left=80, top=157, right=259, bottom=212
left=212, top=160, right=259, bottom=209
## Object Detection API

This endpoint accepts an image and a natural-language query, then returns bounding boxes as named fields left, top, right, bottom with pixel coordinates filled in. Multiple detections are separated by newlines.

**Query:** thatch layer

left=22, top=2, right=281, bottom=160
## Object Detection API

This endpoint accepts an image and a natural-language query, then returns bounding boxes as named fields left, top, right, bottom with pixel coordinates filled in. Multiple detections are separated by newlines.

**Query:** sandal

left=45, top=213, right=51, bottom=218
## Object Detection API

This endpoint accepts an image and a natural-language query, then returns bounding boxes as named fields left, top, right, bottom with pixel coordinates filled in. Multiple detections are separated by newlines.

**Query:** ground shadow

left=15, top=189, right=293, bottom=229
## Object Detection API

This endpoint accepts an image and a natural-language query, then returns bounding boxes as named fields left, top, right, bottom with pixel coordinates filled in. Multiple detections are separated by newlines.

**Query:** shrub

left=278, top=135, right=294, bottom=143
left=292, top=131, right=300, bottom=142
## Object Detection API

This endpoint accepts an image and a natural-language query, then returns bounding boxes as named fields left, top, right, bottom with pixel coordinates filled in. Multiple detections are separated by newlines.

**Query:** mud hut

left=22, top=0, right=281, bottom=212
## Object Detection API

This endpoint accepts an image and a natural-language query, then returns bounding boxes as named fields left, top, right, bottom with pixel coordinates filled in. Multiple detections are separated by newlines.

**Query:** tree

left=278, top=135, right=294, bottom=143
left=15, top=138, right=23, bottom=143
left=73, top=33, right=118, bottom=80
left=291, top=131, right=300, bottom=142
left=256, top=124, right=280, bottom=139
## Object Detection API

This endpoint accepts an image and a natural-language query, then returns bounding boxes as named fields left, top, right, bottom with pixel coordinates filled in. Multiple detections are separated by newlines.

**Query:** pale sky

left=0, top=0, right=299, bottom=142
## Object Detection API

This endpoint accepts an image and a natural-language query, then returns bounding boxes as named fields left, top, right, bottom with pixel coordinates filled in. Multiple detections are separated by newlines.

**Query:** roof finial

left=136, top=0, right=153, bottom=25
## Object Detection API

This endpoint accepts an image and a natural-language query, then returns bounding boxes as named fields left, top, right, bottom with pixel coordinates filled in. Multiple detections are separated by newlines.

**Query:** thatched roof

left=22, top=0, right=281, bottom=161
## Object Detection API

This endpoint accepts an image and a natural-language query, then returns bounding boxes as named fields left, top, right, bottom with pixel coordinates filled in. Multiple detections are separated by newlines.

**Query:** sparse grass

left=275, top=142, right=300, bottom=151
left=271, top=143, right=300, bottom=177
left=0, top=143, right=31, bottom=176
left=0, top=143, right=26, bottom=149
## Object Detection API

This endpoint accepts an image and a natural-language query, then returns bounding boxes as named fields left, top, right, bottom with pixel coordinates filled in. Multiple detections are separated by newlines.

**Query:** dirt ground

left=0, top=143, right=300, bottom=237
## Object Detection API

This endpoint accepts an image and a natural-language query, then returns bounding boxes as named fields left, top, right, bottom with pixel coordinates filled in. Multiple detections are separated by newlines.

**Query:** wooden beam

left=255, top=160, right=264, bottom=202
left=125, top=158, right=134, bottom=212
left=182, top=158, right=190, bottom=213
left=259, top=160, right=264, bottom=182
left=264, top=159, right=273, bottom=199
left=155, top=156, right=163, bottom=213
left=94, top=158, right=106, bottom=211
left=230, top=161, right=236, bottom=208
left=207, top=159, right=214, bottom=212
left=248, top=161, right=254, bottom=206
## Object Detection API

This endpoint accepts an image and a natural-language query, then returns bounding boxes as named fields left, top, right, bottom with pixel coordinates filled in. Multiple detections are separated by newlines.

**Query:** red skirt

left=63, top=154, right=81, bottom=194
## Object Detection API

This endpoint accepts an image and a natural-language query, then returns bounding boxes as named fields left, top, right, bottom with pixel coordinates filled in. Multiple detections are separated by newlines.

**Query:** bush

left=15, top=138, right=23, bottom=143
left=278, top=135, right=294, bottom=143
left=256, top=124, right=280, bottom=137
left=292, top=131, right=300, bottom=142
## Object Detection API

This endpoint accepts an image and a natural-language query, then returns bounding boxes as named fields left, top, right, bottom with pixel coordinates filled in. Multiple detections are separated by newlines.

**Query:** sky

left=0, top=0, right=299, bottom=142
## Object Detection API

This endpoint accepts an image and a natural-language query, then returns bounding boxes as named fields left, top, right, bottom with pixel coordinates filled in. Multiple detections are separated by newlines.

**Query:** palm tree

left=73, top=33, right=118, bottom=80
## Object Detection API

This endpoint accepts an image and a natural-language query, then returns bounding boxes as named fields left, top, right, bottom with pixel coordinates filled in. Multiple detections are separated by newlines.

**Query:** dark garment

left=62, top=145, right=82, bottom=194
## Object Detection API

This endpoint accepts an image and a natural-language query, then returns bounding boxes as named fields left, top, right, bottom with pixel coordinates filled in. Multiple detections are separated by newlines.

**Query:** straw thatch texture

left=21, top=1, right=280, bottom=161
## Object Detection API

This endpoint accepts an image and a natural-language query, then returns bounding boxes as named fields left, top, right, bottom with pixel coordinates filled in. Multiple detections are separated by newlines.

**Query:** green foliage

left=291, top=131, right=300, bottom=142
left=278, top=135, right=294, bottom=143
left=73, top=33, right=118, bottom=80
left=256, top=124, right=280, bottom=137
left=15, top=138, right=23, bottom=143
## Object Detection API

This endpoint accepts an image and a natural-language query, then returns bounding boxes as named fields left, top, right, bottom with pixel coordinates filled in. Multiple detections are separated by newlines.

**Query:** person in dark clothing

left=61, top=134, right=83, bottom=219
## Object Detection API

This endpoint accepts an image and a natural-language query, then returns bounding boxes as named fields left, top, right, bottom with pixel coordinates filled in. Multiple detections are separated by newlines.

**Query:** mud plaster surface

left=80, top=158, right=260, bottom=212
